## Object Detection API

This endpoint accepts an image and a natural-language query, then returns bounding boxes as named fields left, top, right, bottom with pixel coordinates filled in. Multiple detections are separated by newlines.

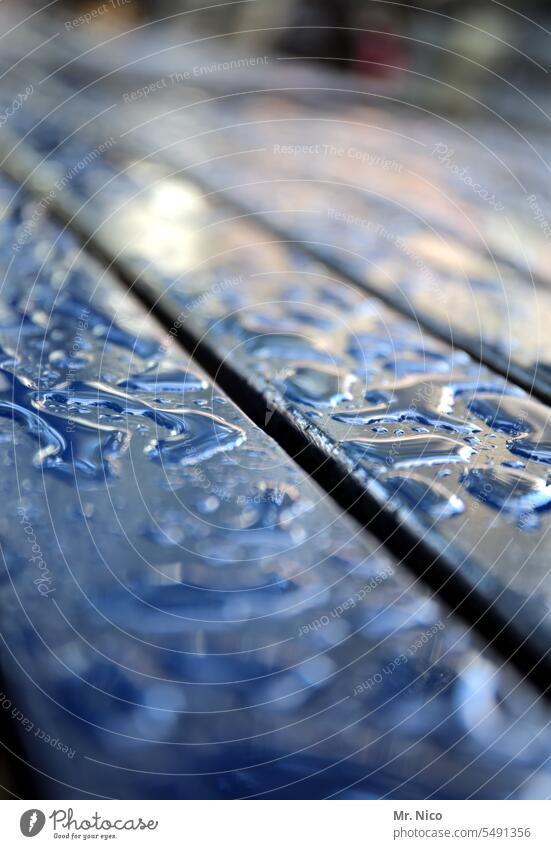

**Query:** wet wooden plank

left=4, top=175, right=551, bottom=799
left=3, top=92, right=551, bottom=683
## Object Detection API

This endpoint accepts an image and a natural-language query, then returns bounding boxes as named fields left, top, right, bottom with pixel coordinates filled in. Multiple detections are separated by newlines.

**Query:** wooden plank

left=4, top=108, right=551, bottom=681
left=3, top=176, right=551, bottom=799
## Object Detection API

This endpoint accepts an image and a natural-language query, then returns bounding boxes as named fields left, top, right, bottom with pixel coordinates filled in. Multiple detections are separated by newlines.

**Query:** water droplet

left=278, top=365, right=357, bottom=408
left=469, top=395, right=551, bottom=464
left=0, top=399, right=64, bottom=467
left=144, top=513, right=185, bottom=547
left=462, top=465, right=551, bottom=519
left=118, top=366, right=207, bottom=394
left=245, top=332, right=333, bottom=362
left=145, top=411, right=246, bottom=466
left=386, top=474, right=465, bottom=519
left=342, top=433, right=475, bottom=471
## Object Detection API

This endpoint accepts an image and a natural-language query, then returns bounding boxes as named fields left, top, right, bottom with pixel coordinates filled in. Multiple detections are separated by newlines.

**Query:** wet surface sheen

left=0, top=43, right=550, bottom=798
left=33, top=148, right=551, bottom=619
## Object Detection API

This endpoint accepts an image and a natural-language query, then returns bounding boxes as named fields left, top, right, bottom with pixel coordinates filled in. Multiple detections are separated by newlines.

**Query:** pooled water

left=333, top=375, right=481, bottom=434
left=33, top=381, right=246, bottom=469
left=145, top=411, right=246, bottom=466
left=342, top=433, right=475, bottom=471
left=245, top=332, right=333, bottom=362
left=469, top=394, right=551, bottom=464
left=118, top=366, right=207, bottom=394
left=278, top=365, right=357, bottom=408
left=385, top=473, right=465, bottom=519
left=462, top=465, right=551, bottom=520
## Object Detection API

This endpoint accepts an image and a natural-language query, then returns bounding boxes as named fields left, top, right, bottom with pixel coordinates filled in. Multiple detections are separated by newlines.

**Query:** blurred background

left=10, top=0, right=550, bottom=117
